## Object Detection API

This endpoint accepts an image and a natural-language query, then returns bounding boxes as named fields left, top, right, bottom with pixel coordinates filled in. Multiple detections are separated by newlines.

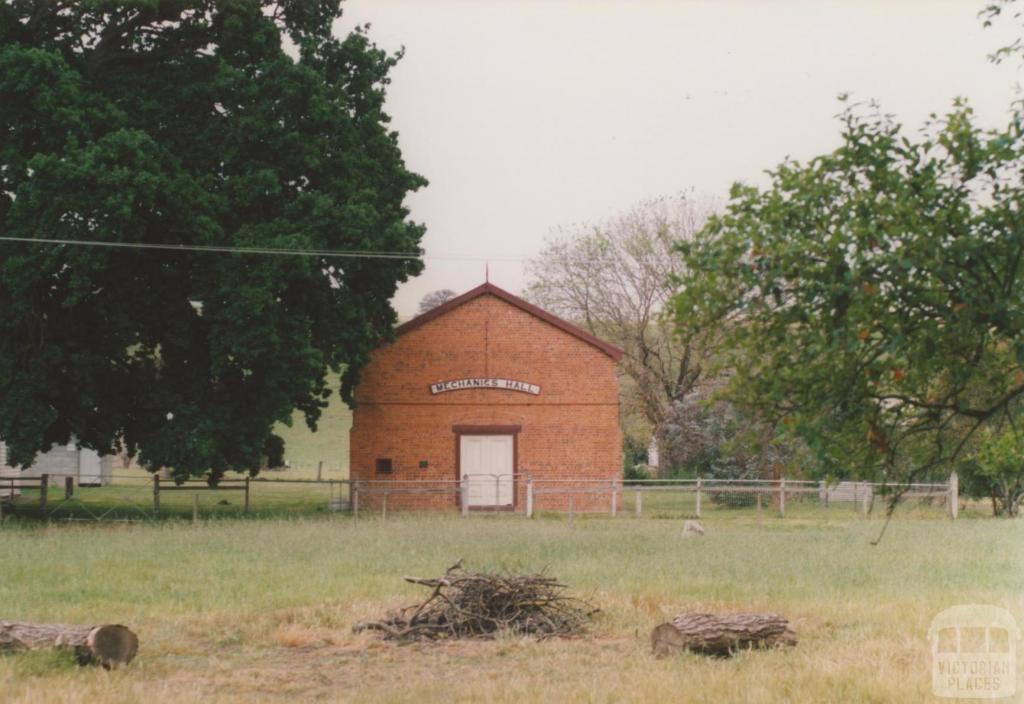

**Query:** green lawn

left=271, top=373, right=351, bottom=475
left=4, top=478, right=351, bottom=521
left=1, top=511, right=1021, bottom=703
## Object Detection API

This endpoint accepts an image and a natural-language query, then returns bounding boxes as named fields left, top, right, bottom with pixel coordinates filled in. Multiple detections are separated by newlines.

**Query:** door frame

left=453, top=425, right=520, bottom=511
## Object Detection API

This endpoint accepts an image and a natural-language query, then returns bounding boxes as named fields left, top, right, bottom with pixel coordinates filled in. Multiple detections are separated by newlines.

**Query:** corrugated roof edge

left=395, top=282, right=624, bottom=362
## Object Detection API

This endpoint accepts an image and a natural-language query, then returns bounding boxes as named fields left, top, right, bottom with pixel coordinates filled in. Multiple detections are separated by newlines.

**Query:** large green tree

left=0, top=1, right=425, bottom=480
left=674, top=100, right=1024, bottom=495
left=964, top=424, right=1024, bottom=517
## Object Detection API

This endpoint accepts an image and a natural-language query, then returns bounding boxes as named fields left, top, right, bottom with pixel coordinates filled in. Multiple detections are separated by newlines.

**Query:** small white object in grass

left=680, top=520, right=705, bottom=538
left=166, top=412, right=174, bottom=421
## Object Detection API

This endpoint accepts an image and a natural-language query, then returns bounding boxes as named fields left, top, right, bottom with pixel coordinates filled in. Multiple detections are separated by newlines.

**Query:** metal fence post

left=244, top=477, right=250, bottom=514
left=39, top=474, right=48, bottom=513
left=861, top=483, right=871, bottom=517
left=526, top=479, right=534, bottom=518
left=153, top=474, right=161, bottom=513
left=568, top=494, right=574, bottom=527
left=382, top=492, right=387, bottom=521
left=779, top=477, right=786, bottom=517
left=192, top=492, right=199, bottom=523
left=352, top=481, right=359, bottom=517
left=316, top=461, right=323, bottom=482
left=64, top=476, right=74, bottom=500
left=610, top=481, right=617, bottom=517
left=461, top=476, right=470, bottom=518
left=635, top=489, right=642, bottom=518
left=948, top=471, right=959, bottom=519
left=695, top=477, right=702, bottom=518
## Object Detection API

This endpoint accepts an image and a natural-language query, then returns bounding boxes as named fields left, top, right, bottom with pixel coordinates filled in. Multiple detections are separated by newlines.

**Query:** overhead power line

left=0, top=235, right=423, bottom=260
left=0, top=235, right=534, bottom=263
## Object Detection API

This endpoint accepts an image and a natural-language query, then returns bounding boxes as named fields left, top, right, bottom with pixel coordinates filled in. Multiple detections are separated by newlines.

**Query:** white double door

left=459, top=435, right=514, bottom=507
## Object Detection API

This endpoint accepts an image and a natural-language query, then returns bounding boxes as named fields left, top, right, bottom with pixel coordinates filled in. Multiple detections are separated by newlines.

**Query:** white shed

left=0, top=440, right=114, bottom=486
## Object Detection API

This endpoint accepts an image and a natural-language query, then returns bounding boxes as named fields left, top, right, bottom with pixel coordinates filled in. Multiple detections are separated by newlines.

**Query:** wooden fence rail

left=152, top=476, right=249, bottom=514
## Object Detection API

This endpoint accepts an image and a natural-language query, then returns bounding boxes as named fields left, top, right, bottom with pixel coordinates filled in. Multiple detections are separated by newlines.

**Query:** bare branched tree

left=525, top=194, right=716, bottom=475
left=418, top=289, right=458, bottom=315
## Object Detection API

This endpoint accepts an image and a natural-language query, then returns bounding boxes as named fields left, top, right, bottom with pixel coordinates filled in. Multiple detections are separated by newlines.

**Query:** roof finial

left=485, top=260, right=490, bottom=283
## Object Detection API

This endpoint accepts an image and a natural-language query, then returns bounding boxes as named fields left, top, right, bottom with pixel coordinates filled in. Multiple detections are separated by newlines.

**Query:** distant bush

left=624, top=463, right=650, bottom=482
left=622, top=435, right=649, bottom=482
left=706, top=455, right=759, bottom=508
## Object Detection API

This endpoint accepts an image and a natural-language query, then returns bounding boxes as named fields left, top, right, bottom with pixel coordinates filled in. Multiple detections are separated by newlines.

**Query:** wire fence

left=525, top=477, right=955, bottom=520
left=0, top=471, right=958, bottom=523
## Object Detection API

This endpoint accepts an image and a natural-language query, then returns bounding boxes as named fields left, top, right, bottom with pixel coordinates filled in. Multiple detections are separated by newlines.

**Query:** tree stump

left=0, top=621, right=138, bottom=668
left=651, top=612, right=796, bottom=657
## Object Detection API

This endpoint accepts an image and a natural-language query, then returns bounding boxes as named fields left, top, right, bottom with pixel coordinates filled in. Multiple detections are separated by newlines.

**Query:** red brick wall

left=350, top=293, right=621, bottom=511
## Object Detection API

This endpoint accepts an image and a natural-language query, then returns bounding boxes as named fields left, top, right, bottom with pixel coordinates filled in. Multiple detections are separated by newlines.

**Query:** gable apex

left=397, top=282, right=624, bottom=361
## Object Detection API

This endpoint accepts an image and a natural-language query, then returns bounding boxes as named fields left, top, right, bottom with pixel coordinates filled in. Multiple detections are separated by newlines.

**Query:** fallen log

left=0, top=621, right=138, bottom=668
left=651, top=612, right=797, bottom=657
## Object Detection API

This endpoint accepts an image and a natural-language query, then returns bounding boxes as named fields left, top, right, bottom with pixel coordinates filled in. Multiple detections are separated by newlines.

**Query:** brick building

left=349, top=282, right=623, bottom=511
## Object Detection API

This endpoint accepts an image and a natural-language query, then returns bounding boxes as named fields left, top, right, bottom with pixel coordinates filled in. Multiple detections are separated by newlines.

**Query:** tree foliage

left=0, top=1, right=426, bottom=479
left=662, top=379, right=813, bottom=488
left=983, top=0, right=1024, bottom=63
left=417, top=288, right=456, bottom=315
left=674, top=100, right=1024, bottom=491
left=621, top=433, right=649, bottom=481
left=964, top=425, right=1024, bottom=516
left=525, top=195, right=715, bottom=471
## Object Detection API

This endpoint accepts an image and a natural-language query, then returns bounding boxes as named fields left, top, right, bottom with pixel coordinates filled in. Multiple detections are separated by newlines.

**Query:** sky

left=336, top=0, right=1022, bottom=317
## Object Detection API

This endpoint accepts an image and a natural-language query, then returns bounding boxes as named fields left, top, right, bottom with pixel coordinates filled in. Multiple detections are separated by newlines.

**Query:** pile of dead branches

left=353, top=560, right=595, bottom=641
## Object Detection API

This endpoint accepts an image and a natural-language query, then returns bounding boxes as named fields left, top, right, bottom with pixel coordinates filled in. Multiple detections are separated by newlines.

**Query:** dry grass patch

left=0, top=513, right=1020, bottom=702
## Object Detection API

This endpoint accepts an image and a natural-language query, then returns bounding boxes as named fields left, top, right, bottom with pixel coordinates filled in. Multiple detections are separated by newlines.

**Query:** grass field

left=1, top=511, right=1021, bottom=703
left=271, top=372, right=351, bottom=474
left=6, top=476, right=351, bottom=521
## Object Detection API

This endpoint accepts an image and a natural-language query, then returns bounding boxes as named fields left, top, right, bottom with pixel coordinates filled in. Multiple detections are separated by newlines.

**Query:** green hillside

left=272, top=375, right=351, bottom=478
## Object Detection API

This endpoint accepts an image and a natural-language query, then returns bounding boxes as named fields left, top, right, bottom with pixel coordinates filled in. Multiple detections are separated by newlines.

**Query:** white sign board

left=430, top=378, right=541, bottom=395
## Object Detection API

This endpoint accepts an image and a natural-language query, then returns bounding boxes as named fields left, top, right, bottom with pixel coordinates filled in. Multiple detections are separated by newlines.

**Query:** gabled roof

left=397, top=282, right=624, bottom=361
